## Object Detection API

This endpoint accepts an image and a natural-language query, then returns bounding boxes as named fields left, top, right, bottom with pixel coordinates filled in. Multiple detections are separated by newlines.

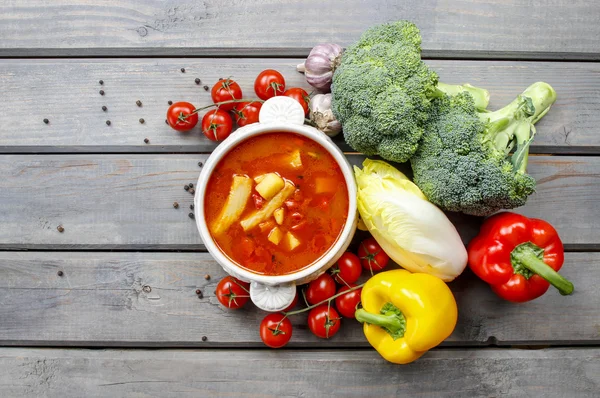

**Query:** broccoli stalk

left=410, top=82, right=557, bottom=216
left=433, top=82, right=490, bottom=111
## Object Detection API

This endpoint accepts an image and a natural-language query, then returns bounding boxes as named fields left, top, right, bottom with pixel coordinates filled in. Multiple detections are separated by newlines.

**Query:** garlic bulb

left=309, top=94, right=342, bottom=137
left=297, top=44, right=343, bottom=92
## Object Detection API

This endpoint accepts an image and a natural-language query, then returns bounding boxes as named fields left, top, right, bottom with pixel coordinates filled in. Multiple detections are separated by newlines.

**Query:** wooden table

left=0, top=1, right=599, bottom=396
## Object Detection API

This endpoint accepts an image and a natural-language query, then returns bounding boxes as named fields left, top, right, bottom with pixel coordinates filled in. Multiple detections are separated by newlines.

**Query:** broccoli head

left=410, top=82, right=557, bottom=216
left=331, top=20, right=489, bottom=163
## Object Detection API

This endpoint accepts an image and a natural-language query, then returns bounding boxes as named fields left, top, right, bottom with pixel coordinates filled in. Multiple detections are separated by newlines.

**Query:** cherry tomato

left=166, top=102, right=198, bottom=132
left=210, top=78, right=243, bottom=111
left=260, top=313, right=293, bottom=348
left=283, top=87, right=310, bottom=115
left=358, top=237, right=390, bottom=274
left=215, top=276, right=250, bottom=309
left=305, top=273, right=336, bottom=305
left=331, top=252, right=362, bottom=285
left=201, top=109, right=233, bottom=141
left=254, top=69, right=285, bottom=100
left=233, top=101, right=262, bottom=127
left=308, top=304, right=341, bottom=339
left=335, top=285, right=362, bottom=318
left=283, top=291, right=299, bottom=312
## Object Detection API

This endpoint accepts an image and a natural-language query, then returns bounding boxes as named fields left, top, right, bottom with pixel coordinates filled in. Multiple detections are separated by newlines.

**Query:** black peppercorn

left=189, top=183, right=194, bottom=188
left=181, top=68, right=185, bottom=73
left=144, top=138, right=149, bottom=143
left=195, top=289, right=201, bottom=295
left=190, top=204, right=194, bottom=210
left=198, top=161, right=203, bottom=167
left=43, top=118, right=49, bottom=124
left=136, top=100, right=142, bottom=107
left=139, top=118, right=145, bottom=124
left=203, top=85, right=209, bottom=91
left=189, top=188, right=195, bottom=195
left=184, top=185, right=190, bottom=191
left=195, top=78, right=201, bottom=84
left=204, top=274, right=210, bottom=280
left=99, top=80, right=104, bottom=85
left=57, top=270, right=64, bottom=276
left=106, top=120, right=111, bottom=126
left=57, top=225, right=64, bottom=232
left=202, top=336, right=207, bottom=342
left=168, top=100, right=173, bottom=105
left=189, top=212, right=195, bottom=219
left=102, top=106, right=107, bottom=111
left=173, top=202, right=179, bottom=209
left=165, top=119, right=169, bottom=125
left=99, top=90, right=105, bottom=95
left=197, top=291, right=203, bottom=299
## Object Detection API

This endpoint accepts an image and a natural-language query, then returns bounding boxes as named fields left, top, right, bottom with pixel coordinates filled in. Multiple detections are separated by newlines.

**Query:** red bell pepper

left=468, top=212, right=573, bottom=302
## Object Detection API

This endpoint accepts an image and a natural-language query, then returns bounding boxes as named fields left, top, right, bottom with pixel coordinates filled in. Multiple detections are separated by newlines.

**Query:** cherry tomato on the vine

left=211, top=78, right=243, bottom=111
left=331, top=252, right=362, bottom=285
left=305, top=273, right=336, bottom=305
left=215, top=276, right=250, bottom=309
left=358, top=237, right=390, bottom=274
left=202, top=109, right=233, bottom=141
left=335, top=285, right=362, bottom=318
left=283, top=87, right=310, bottom=115
left=260, top=313, right=293, bottom=348
left=283, top=291, right=299, bottom=312
left=233, top=101, right=262, bottom=127
left=254, top=69, right=285, bottom=100
left=308, top=304, right=341, bottom=339
left=166, top=102, right=198, bottom=132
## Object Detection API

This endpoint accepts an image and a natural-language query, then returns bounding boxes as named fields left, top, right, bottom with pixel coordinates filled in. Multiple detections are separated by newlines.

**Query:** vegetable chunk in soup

left=205, top=133, right=349, bottom=275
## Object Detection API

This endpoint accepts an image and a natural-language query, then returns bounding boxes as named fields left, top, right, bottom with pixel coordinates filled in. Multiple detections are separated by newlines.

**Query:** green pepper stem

left=512, top=243, right=574, bottom=296
left=355, top=309, right=404, bottom=333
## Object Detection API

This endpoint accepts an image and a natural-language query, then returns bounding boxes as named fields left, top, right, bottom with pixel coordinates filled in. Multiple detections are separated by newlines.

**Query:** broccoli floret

left=331, top=21, right=489, bottom=163
left=410, top=82, right=557, bottom=216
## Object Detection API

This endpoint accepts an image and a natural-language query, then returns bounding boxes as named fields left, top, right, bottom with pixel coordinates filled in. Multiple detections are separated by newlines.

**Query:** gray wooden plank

left=0, top=252, right=595, bottom=346
left=0, top=154, right=597, bottom=249
left=0, top=58, right=598, bottom=153
left=0, top=348, right=598, bottom=397
left=0, top=1, right=599, bottom=59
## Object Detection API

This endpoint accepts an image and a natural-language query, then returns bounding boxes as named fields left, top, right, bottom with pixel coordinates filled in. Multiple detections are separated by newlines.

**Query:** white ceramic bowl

left=194, top=97, right=357, bottom=312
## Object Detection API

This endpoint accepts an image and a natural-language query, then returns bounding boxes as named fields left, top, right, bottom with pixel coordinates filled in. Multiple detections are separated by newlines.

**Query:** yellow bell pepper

left=355, top=269, right=458, bottom=364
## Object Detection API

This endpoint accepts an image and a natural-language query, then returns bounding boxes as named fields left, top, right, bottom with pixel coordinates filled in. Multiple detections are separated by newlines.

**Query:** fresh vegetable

left=468, top=212, right=573, bottom=302
left=211, top=78, right=243, bottom=111
left=331, top=21, right=489, bottom=163
left=308, top=304, right=341, bottom=339
left=283, top=88, right=310, bottom=115
left=411, top=82, right=557, bottom=216
left=260, top=313, right=293, bottom=348
left=355, top=269, right=457, bottom=364
left=335, top=284, right=362, bottom=318
left=308, top=94, right=342, bottom=137
left=305, top=273, right=337, bottom=305
left=297, top=43, right=343, bottom=91
left=357, top=237, right=389, bottom=274
left=331, top=252, right=362, bottom=284
left=201, top=109, right=233, bottom=141
left=233, top=101, right=262, bottom=127
left=355, top=159, right=467, bottom=281
left=166, top=101, right=199, bottom=132
left=254, top=69, right=286, bottom=100
left=215, top=276, right=251, bottom=309
left=210, top=175, right=253, bottom=236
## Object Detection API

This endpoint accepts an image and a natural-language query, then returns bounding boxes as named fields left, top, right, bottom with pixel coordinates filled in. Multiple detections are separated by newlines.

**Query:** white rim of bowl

left=194, top=123, right=357, bottom=285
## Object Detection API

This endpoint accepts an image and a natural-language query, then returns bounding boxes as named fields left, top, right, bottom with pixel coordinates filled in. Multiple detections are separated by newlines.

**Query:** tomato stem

left=283, top=284, right=364, bottom=318
left=190, top=98, right=265, bottom=115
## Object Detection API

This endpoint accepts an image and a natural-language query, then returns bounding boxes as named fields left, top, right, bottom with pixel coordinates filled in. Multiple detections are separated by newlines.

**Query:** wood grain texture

left=0, top=252, right=596, bottom=346
left=0, top=154, right=598, bottom=249
left=0, top=348, right=598, bottom=397
left=0, top=58, right=598, bottom=153
left=0, top=1, right=599, bottom=59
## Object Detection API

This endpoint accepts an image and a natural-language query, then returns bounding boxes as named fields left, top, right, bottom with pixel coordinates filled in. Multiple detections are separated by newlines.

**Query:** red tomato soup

left=205, top=132, right=349, bottom=275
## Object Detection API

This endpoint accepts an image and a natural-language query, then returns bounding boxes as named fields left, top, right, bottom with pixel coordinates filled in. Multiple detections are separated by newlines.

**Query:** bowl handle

left=249, top=281, right=296, bottom=312
left=258, top=96, right=305, bottom=126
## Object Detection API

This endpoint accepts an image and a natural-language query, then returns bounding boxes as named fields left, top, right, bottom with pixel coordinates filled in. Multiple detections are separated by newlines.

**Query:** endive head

left=354, top=159, right=467, bottom=281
